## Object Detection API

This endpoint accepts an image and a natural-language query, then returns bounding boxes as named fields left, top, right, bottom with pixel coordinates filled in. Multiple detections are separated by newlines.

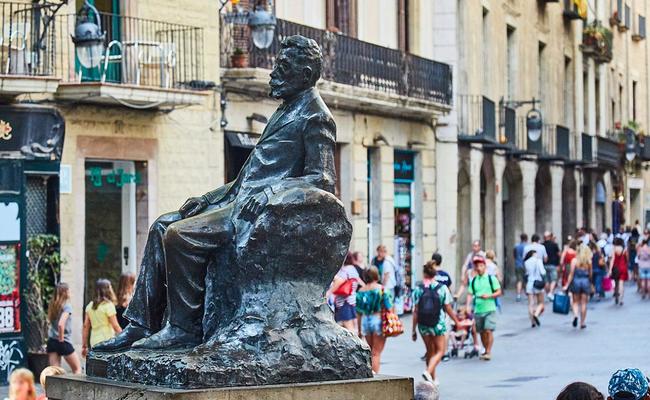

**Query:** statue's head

left=269, top=35, right=322, bottom=100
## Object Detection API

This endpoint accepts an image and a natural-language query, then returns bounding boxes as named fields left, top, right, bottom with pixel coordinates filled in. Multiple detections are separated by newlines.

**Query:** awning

left=0, top=104, right=65, bottom=161
left=225, top=131, right=260, bottom=149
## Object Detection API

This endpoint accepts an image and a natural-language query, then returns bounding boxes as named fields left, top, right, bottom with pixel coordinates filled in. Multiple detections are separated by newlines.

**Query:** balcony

left=220, top=19, right=452, bottom=120
left=54, top=12, right=208, bottom=107
left=582, top=133, right=594, bottom=162
left=458, top=95, right=502, bottom=144
left=0, top=2, right=59, bottom=97
left=596, top=135, right=622, bottom=167
left=537, top=124, right=572, bottom=161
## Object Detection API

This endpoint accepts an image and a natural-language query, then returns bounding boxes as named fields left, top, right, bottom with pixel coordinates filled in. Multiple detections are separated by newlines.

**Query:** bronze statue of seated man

left=95, top=35, right=337, bottom=351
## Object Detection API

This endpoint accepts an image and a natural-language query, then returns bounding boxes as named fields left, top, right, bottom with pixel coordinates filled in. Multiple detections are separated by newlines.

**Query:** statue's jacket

left=204, top=87, right=337, bottom=222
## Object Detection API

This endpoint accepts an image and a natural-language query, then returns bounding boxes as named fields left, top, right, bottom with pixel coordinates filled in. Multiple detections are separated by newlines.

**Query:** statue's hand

left=179, top=196, right=208, bottom=219
left=241, top=191, right=269, bottom=221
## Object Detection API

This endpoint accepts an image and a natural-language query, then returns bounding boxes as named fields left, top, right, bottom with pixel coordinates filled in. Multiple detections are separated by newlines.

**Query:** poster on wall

left=0, top=244, right=20, bottom=333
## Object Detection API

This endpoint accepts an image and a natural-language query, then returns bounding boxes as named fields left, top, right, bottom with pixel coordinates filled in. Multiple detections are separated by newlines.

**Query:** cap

left=608, top=368, right=649, bottom=400
left=472, top=255, right=486, bottom=264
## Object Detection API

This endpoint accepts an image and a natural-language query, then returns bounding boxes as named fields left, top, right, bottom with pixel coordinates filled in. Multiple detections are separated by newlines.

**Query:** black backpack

left=417, top=283, right=443, bottom=327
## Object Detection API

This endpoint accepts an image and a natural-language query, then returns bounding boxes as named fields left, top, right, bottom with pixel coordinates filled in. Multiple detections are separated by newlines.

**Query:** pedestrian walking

left=513, top=233, right=529, bottom=302
left=485, top=250, right=503, bottom=283
left=82, top=279, right=122, bottom=356
left=564, top=245, right=592, bottom=329
left=352, top=251, right=367, bottom=282
left=607, top=368, right=649, bottom=400
left=371, top=245, right=397, bottom=300
left=430, top=253, right=452, bottom=288
left=356, top=266, right=392, bottom=374
left=590, top=241, right=606, bottom=300
left=555, top=382, right=604, bottom=400
left=560, top=240, right=578, bottom=289
left=524, top=249, right=546, bottom=327
left=609, top=238, right=628, bottom=306
left=466, top=255, right=501, bottom=361
left=637, top=239, right=650, bottom=300
left=412, top=261, right=462, bottom=384
left=328, top=251, right=362, bottom=332
left=6, top=369, right=36, bottom=400
left=116, top=272, right=136, bottom=329
left=45, top=282, right=81, bottom=374
left=543, top=232, right=561, bottom=301
left=455, top=240, right=484, bottom=299
left=524, top=234, right=548, bottom=265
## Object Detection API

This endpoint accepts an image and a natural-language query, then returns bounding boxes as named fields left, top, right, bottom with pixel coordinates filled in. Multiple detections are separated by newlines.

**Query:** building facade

left=0, top=0, right=220, bottom=373
left=435, top=0, right=650, bottom=286
left=220, top=0, right=452, bottom=295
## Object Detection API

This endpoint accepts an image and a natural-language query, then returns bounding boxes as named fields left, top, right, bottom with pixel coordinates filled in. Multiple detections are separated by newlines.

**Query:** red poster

left=0, top=244, right=20, bottom=333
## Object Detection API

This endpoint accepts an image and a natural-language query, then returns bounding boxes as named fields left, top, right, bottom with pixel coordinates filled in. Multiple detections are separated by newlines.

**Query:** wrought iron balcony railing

left=224, top=18, right=452, bottom=105
left=596, top=135, right=622, bottom=166
left=0, top=1, right=57, bottom=76
left=582, top=133, right=593, bottom=162
left=458, top=95, right=497, bottom=142
left=56, top=12, right=204, bottom=88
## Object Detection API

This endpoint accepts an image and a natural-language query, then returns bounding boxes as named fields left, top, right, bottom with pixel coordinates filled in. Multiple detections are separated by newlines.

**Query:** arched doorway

left=502, top=160, right=523, bottom=288
left=562, top=168, right=577, bottom=243
left=535, top=164, right=552, bottom=235
left=457, top=163, right=471, bottom=281
left=480, top=156, right=496, bottom=252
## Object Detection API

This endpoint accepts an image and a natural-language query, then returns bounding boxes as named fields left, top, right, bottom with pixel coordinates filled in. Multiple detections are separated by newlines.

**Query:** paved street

left=382, top=284, right=649, bottom=400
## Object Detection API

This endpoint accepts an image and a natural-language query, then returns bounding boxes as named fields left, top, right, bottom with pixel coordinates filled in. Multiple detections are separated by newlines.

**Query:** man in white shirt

left=524, top=234, right=548, bottom=264
left=372, top=245, right=397, bottom=298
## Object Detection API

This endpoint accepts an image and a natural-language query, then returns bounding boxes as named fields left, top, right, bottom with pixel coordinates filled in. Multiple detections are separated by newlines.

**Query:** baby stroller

left=448, top=301, right=479, bottom=359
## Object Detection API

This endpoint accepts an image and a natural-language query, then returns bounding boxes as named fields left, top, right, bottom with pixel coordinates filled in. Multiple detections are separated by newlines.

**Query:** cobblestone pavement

left=382, top=283, right=650, bottom=400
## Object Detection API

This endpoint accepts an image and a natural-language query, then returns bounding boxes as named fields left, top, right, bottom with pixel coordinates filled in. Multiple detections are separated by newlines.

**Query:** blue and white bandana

left=608, top=368, right=649, bottom=400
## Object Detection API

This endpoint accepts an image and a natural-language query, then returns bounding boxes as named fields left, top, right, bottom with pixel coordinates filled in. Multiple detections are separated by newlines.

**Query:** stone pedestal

left=47, top=375, right=414, bottom=400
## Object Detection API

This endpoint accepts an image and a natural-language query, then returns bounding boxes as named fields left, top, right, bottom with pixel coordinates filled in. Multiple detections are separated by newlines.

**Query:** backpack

left=470, top=275, right=498, bottom=301
left=417, top=283, right=443, bottom=327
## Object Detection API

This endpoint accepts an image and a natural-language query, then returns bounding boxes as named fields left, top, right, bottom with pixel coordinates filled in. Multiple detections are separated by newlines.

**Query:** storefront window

left=0, top=245, right=20, bottom=333
left=393, top=150, right=414, bottom=312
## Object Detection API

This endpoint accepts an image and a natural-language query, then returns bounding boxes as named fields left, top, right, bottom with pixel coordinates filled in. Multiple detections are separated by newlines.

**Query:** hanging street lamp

left=71, top=0, right=106, bottom=69
left=220, top=0, right=277, bottom=50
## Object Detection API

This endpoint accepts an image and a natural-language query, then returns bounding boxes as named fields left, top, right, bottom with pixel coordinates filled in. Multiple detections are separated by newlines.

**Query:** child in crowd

left=6, top=368, right=36, bottom=400
left=37, top=366, right=66, bottom=400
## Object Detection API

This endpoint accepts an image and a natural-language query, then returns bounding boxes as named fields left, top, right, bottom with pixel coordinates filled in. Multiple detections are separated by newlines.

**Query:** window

left=506, top=25, right=516, bottom=100
left=564, top=56, right=573, bottom=128
left=397, top=0, right=410, bottom=52
left=482, top=8, right=490, bottom=94
left=632, top=80, right=638, bottom=121
left=326, top=0, right=357, bottom=37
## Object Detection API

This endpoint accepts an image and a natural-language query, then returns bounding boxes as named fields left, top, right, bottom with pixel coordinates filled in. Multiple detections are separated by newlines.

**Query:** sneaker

left=422, top=371, right=434, bottom=382
left=516, top=294, right=522, bottom=302
left=547, top=294, right=555, bottom=302
left=442, top=353, right=450, bottom=362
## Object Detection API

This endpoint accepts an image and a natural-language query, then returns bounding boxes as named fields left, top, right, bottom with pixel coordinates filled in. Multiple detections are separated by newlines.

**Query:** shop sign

left=0, top=105, right=65, bottom=161
left=394, top=151, right=415, bottom=182
left=0, top=245, right=20, bottom=334
left=89, top=167, right=142, bottom=188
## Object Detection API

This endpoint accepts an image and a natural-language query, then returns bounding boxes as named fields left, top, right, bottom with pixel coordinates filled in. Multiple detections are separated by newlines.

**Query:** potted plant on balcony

left=24, top=234, right=62, bottom=378
left=582, top=22, right=613, bottom=63
left=231, top=47, right=248, bottom=68
left=609, top=11, right=620, bottom=27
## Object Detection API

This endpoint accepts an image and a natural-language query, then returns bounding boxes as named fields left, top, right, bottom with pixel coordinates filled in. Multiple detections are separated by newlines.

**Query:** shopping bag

left=553, top=292, right=570, bottom=315
left=602, top=276, right=613, bottom=292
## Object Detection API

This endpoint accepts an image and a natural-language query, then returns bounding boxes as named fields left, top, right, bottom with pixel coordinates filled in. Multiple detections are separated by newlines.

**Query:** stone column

left=493, top=152, right=507, bottom=269
left=575, top=169, right=584, bottom=229
left=378, top=146, right=395, bottom=253
left=604, top=170, right=612, bottom=229
left=587, top=59, right=597, bottom=136
left=470, top=146, right=484, bottom=243
left=589, top=172, right=597, bottom=229
left=520, top=159, right=538, bottom=235
left=550, top=164, right=565, bottom=238
left=435, top=138, right=458, bottom=277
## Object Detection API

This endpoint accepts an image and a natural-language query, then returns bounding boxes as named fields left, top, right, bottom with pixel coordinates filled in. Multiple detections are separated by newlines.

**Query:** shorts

left=545, top=265, right=558, bottom=283
left=361, top=314, right=383, bottom=336
left=515, top=268, right=526, bottom=283
left=46, top=338, right=75, bottom=356
left=570, top=277, right=591, bottom=295
left=334, top=302, right=356, bottom=322
left=474, top=311, right=497, bottom=333
left=640, top=268, right=650, bottom=279
left=418, top=320, right=447, bottom=337
left=526, top=282, right=545, bottom=295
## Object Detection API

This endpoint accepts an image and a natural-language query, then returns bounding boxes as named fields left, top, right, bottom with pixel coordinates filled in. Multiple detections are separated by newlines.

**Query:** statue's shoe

left=131, top=323, right=201, bottom=350
left=93, top=324, right=152, bottom=352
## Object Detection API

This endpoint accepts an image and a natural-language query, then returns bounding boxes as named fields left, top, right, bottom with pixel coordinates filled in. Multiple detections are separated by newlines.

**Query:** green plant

left=583, top=21, right=613, bottom=62
left=626, top=120, right=640, bottom=131
left=233, top=47, right=245, bottom=56
left=24, top=234, right=62, bottom=353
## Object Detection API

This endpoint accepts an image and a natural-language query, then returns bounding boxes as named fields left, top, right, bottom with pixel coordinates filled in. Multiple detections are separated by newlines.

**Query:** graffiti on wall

left=0, top=339, right=24, bottom=384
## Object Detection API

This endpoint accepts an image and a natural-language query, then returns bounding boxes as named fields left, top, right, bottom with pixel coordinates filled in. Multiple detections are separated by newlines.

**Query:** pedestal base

left=47, top=375, right=414, bottom=400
